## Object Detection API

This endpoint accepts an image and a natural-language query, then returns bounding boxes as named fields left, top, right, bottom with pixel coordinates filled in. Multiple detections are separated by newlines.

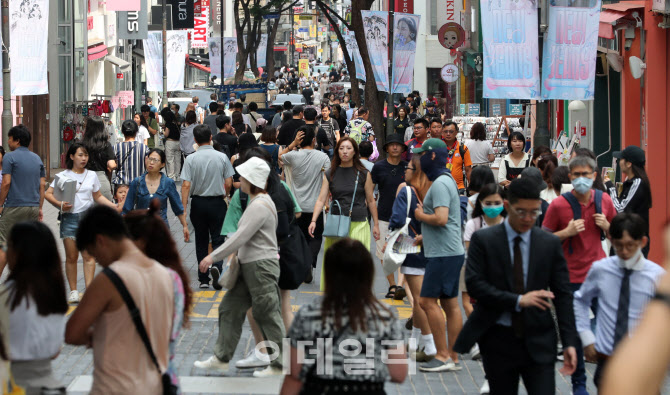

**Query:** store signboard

left=459, top=104, right=466, bottom=115
left=467, top=103, right=480, bottom=115
left=509, top=104, right=523, bottom=115
left=192, top=0, right=209, bottom=48
left=117, top=1, right=148, bottom=40
left=170, top=0, right=194, bottom=29
left=395, top=0, right=414, bottom=13
left=492, top=104, right=501, bottom=116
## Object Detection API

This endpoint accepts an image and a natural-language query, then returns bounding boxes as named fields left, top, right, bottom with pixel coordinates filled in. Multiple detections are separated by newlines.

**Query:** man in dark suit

left=454, top=177, right=578, bottom=394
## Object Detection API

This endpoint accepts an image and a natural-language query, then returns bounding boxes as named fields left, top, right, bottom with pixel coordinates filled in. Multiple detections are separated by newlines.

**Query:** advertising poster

left=144, top=31, right=188, bottom=92
left=209, top=37, right=222, bottom=80
left=361, top=10, right=389, bottom=92
left=223, top=37, right=237, bottom=80
left=9, top=0, right=49, bottom=95
left=541, top=0, right=601, bottom=99
left=298, top=59, right=310, bottom=78
left=345, top=33, right=366, bottom=81
left=144, top=32, right=163, bottom=92
left=392, top=13, right=420, bottom=94
left=257, top=34, right=268, bottom=67
left=481, top=0, right=541, bottom=99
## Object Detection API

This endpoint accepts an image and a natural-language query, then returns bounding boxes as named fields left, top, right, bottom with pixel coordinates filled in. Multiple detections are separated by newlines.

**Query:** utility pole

left=161, top=0, right=168, bottom=108
left=385, top=1, right=395, bottom=137
left=220, top=0, right=225, bottom=87
left=289, top=6, right=294, bottom=67
left=1, top=0, right=11, bottom=148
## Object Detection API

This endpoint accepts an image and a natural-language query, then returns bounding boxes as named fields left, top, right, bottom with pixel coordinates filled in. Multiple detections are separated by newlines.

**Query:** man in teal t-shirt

left=411, top=139, right=465, bottom=373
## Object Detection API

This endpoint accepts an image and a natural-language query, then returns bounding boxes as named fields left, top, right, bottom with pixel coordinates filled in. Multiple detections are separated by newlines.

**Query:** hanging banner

left=209, top=37, right=222, bottom=80
left=361, top=10, right=389, bottom=92
left=117, top=0, right=148, bottom=40
left=257, top=34, right=268, bottom=67
left=170, top=0, right=194, bottom=29
left=345, top=33, right=366, bottom=82
left=192, top=0, right=209, bottom=48
left=107, top=0, right=140, bottom=11
left=541, top=0, right=601, bottom=100
left=481, top=0, right=541, bottom=99
left=144, top=31, right=188, bottom=92
left=392, top=13, right=420, bottom=94
left=223, top=37, right=238, bottom=80
left=298, top=59, right=310, bottom=78
left=9, top=0, right=49, bottom=95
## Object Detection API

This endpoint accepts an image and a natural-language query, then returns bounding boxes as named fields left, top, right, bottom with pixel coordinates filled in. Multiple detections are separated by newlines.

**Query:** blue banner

left=541, top=0, right=601, bottom=100
left=481, top=0, right=541, bottom=99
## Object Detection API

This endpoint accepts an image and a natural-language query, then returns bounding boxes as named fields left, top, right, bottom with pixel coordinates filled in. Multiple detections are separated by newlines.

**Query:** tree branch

left=315, top=0, right=352, bottom=31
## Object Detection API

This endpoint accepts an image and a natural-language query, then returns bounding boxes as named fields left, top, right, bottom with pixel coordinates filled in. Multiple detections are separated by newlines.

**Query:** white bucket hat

left=235, top=156, right=271, bottom=189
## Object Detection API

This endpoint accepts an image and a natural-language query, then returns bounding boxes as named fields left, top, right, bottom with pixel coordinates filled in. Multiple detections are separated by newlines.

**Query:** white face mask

left=620, top=248, right=643, bottom=269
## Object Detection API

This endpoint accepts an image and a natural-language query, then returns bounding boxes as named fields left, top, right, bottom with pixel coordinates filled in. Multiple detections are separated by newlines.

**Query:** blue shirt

left=2, top=147, right=45, bottom=207
left=574, top=255, right=665, bottom=356
left=421, top=173, right=463, bottom=258
left=122, top=173, right=184, bottom=226
left=497, top=218, right=531, bottom=326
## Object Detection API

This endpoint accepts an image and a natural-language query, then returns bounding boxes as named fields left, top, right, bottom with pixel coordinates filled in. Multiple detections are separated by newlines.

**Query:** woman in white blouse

left=3, top=221, right=68, bottom=393
left=497, top=131, right=530, bottom=187
left=464, top=122, right=494, bottom=167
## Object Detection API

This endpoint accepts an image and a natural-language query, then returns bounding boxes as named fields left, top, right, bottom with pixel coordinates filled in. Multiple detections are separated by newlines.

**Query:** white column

left=414, top=1, right=428, bottom=97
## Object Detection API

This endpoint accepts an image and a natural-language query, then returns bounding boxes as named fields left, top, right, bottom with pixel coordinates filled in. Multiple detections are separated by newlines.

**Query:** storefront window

left=73, top=0, right=85, bottom=21
left=59, top=56, right=72, bottom=104
left=74, top=22, right=85, bottom=49
left=74, top=51, right=87, bottom=102
left=58, top=0, right=71, bottom=24
left=58, top=26, right=72, bottom=55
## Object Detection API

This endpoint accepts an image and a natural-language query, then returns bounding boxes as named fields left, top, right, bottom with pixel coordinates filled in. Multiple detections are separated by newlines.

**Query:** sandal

left=385, top=285, right=398, bottom=299
left=394, top=286, right=407, bottom=300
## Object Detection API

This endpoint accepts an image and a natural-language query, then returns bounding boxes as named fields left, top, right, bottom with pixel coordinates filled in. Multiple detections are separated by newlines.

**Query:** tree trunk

left=316, top=1, right=361, bottom=106
left=352, top=0, right=385, bottom=153
left=265, top=18, right=280, bottom=82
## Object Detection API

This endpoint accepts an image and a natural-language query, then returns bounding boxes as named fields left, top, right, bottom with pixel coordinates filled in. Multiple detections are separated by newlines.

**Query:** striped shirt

left=113, top=141, right=149, bottom=185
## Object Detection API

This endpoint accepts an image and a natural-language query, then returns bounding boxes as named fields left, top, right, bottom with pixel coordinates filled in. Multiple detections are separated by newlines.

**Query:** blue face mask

left=420, top=148, right=449, bottom=181
left=571, top=177, right=594, bottom=194
left=482, top=204, right=504, bottom=219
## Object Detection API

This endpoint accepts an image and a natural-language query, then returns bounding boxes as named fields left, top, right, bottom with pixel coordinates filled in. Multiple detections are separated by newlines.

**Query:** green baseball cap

left=411, top=138, right=447, bottom=154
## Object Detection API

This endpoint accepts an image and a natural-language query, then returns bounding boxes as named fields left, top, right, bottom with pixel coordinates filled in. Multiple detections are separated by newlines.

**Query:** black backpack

left=561, top=190, right=606, bottom=255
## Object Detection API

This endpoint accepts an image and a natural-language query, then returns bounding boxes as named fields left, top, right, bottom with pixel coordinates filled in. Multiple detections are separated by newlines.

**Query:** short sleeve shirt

left=50, top=169, right=101, bottom=213
left=445, top=141, right=472, bottom=190
left=113, top=141, right=149, bottom=185
left=422, top=173, right=464, bottom=257
left=371, top=160, right=407, bottom=222
left=542, top=190, right=617, bottom=283
left=282, top=149, right=331, bottom=212
left=180, top=145, right=235, bottom=196
left=2, top=147, right=45, bottom=207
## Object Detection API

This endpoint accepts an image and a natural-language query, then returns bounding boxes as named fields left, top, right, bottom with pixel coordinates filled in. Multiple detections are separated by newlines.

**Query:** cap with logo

left=411, top=138, right=447, bottom=154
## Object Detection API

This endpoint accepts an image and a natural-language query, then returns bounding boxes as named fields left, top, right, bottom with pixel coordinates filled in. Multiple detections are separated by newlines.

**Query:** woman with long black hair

left=606, top=145, right=653, bottom=256
left=82, top=116, right=117, bottom=201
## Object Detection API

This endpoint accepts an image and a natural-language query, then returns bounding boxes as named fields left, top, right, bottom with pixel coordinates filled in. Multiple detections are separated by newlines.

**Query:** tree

left=313, top=0, right=361, bottom=106
left=351, top=0, right=386, bottom=150
left=233, top=0, right=261, bottom=83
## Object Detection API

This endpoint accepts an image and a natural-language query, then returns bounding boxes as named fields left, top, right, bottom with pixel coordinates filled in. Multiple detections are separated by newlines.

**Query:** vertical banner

left=298, top=59, right=310, bottom=78
left=360, top=10, right=389, bottom=92
left=192, top=0, right=209, bottom=48
left=395, top=0, right=414, bottom=13
left=117, top=0, right=148, bottom=40
left=144, top=32, right=163, bottom=92
left=170, top=0, right=195, bottom=29
left=392, top=13, right=420, bottom=94
left=209, top=37, right=222, bottom=80
left=107, top=0, right=140, bottom=11
left=9, top=0, right=49, bottom=95
left=345, top=33, right=366, bottom=81
left=541, top=0, right=601, bottom=99
left=223, top=38, right=238, bottom=80
left=257, top=34, right=268, bottom=67
left=481, top=0, right=540, bottom=99
left=167, top=31, right=188, bottom=91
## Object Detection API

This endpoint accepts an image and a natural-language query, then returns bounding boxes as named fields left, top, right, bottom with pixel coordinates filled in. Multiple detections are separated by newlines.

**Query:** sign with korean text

left=459, top=104, right=466, bottom=115
left=467, top=103, right=480, bottom=115
left=541, top=0, right=601, bottom=100
left=509, top=104, right=523, bottom=115
left=481, top=0, right=541, bottom=99
left=492, top=103, right=501, bottom=116
left=192, top=0, right=209, bottom=48
left=395, top=0, right=414, bottom=13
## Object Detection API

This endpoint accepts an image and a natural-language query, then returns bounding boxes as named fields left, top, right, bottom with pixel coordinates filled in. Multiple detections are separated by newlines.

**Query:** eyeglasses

left=147, top=158, right=161, bottom=164
left=510, top=208, right=542, bottom=219
left=405, top=165, right=416, bottom=171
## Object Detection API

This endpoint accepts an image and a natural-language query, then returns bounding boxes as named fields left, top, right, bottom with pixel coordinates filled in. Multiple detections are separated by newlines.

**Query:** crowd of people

left=0, top=86, right=665, bottom=395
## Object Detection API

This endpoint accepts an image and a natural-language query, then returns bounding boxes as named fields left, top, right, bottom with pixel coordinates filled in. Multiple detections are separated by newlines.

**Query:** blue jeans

left=570, top=282, right=598, bottom=389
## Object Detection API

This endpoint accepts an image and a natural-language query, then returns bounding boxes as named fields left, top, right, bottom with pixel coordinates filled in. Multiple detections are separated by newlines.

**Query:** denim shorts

left=420, top=255, right=465, bottom=299
left=60, top=212, right=82, bottom=239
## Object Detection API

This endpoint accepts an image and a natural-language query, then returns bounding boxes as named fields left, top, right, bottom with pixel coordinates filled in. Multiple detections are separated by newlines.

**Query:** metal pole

left=162, top=0, right=168, bottom=108
left=385, top=1, right=395, bottom=137
left=1, top=0, right=12, bottom=148
left=290, top=6, right=294, bottom=67
left=220, top=0, right=224, bottom=88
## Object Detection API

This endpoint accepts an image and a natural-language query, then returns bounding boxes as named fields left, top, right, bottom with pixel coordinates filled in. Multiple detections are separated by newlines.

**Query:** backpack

left=348, top=120, right=367, bottom=144
left=561, top=190, right=606, bottom=255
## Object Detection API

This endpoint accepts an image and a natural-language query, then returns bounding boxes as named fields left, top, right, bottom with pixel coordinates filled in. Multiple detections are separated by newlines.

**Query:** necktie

left=613, top=268, right=632, bottom=348
left=512, top=236, right=525, bottom=337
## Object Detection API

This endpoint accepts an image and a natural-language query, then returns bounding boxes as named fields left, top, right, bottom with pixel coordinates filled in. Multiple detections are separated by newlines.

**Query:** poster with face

left=438, top=22, right=465, bottom=50
left=344, top=33, right=366, bottom=81
left=9, top=0, right=49, bottom=95
left=361, top=10, right=389, bottom=92
left=167, top=31, right=187, bottom=91
left=209, top=37, right=222, bottom=80
left=223, top=37, right=238, bottom=80
left=392, top=13, right=421, bottom=94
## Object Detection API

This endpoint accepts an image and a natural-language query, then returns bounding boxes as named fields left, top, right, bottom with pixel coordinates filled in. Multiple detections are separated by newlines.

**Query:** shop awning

left=88, top=43, right=108, bottom=61
left=187, top=61, right=210, bottom=73
left=300, top=40, right=319, bottom=47
left=599, top=10, right=628, bottom=39
left=105, top=55, right=130, bottom=72
left=602, top=1, right=645, bottom=11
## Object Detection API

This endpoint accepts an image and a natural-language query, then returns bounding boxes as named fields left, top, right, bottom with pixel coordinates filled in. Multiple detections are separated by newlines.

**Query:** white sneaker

left=235, top=351, right=271, bottom=369
left=252, top=365, right=283, bottom=378
left=480, top=380, right=490, bottom=394
left=68, top=290, right=80, bottom=304
left=193, top=356, right=229, bottom=373
left=470, top=344, right=481, bottom=360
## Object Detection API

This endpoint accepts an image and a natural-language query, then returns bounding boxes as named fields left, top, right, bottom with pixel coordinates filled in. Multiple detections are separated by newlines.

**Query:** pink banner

left=106, top=0, right=140, bottom=11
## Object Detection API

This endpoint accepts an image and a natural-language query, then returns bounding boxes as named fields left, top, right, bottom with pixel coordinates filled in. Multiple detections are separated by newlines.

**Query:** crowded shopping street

left=1, top=0, right=670, bottom=394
